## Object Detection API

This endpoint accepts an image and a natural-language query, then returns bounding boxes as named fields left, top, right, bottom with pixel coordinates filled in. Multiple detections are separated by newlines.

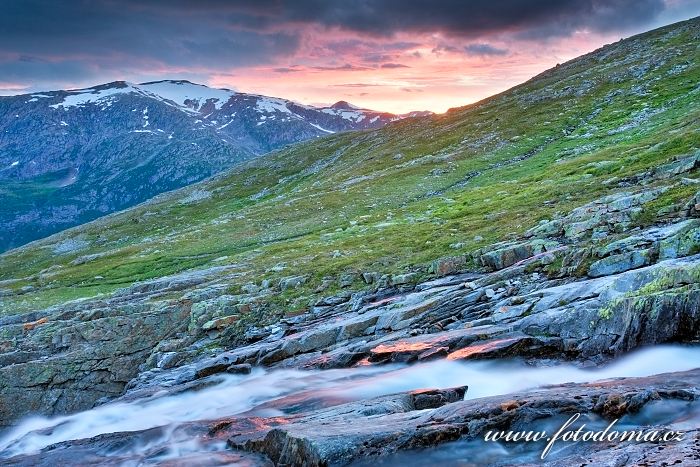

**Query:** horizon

left=1, top=1, right=699, bottom=113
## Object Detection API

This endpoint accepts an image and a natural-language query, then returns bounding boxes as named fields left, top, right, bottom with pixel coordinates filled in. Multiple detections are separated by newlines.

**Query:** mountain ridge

left=0, top=79, right=431, bottom=251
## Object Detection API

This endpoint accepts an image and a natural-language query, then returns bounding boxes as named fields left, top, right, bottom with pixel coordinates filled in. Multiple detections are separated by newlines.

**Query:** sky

left=1, top=0, right=699, bottom=113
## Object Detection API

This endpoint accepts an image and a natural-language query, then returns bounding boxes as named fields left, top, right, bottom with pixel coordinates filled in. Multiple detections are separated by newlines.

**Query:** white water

left=1, top=345, right=698, bottom=459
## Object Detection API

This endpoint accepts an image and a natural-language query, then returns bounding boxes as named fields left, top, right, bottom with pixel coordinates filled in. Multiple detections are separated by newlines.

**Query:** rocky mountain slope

left=0, top=16, right=699, bottom=466
left=0, top=80, right=429, bottom=251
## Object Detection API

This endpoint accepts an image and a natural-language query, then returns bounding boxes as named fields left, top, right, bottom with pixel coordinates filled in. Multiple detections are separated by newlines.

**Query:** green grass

left=1, top=17, right=699, bottom=319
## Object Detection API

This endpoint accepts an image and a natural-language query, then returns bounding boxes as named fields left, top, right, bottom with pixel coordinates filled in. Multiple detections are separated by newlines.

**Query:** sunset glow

left=1, top=1, right=699, bottom=113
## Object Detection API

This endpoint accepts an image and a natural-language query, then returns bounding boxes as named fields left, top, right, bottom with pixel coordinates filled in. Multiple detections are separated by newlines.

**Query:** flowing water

left=1, top=345, right=699, bottom=462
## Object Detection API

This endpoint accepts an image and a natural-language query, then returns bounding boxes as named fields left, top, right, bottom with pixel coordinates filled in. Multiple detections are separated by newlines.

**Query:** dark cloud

left=0, top=0, right=684, bottom=90
left=212, top=0, right=668, bottom=38
left=464, top=43, right=508, bottom=56
left=381, top=63, right=410, bottom=69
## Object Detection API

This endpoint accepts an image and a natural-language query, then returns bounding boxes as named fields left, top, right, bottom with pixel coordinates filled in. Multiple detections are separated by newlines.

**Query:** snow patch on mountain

left=309, top=122, right=335, bottom=134
left=320, top=107, right=366, bottom=122
left=50, top=83, right=144, bottom=109
left=139, top=80, right=235, bottom=111
left=255, top=97, right=292, bottom=115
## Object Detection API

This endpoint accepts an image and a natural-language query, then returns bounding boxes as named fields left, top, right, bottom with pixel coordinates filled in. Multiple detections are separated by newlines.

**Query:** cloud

left=432, top=44, right=461, bottom=55
left=380, top=63, right=410, bottom=69
left=273, top=66, right=303, bottom=73
left=464, top=43, right=508, bottom=56
left=210, top=0, right=669, bottom=39
left=331, top=83, right=387, bottom=88
left=312, top=63, right=371, bottom=71
left=0, top=0, right=692, bottom=93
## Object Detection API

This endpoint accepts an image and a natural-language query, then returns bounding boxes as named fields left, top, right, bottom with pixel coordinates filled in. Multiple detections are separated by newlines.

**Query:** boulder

left=429, top=255, right=467, bottom=277
left=279, top=275, right=307, bottom=291
left=391, top=273, right=418, bottom=285
left=478, top=239, right=559, bottom=271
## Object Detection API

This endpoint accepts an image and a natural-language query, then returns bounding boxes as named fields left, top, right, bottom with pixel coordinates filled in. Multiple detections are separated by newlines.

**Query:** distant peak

left=140, top=79, right=199, bottom=86
left=138, top=79, right=235, bottom=93
left=87, top=80, right=131, bottom=91
left=330, top=100, right=360, bottom=110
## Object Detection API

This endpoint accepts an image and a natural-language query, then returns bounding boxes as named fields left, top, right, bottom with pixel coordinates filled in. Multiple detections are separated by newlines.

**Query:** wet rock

left=411, top=387, right=467, bottom=409
left=224, top=370, right=700, bottom=467
left=0, top=297, right=193, bottom=427
left=227, top=363, right=252, bottom=375
left=194, top=354, right=240, bottom=379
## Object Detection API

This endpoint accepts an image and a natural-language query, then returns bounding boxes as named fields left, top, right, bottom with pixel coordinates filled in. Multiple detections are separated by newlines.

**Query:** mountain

left=0, top=80, right=430, bottom=251
left=1, top=17, right=700, bottom=465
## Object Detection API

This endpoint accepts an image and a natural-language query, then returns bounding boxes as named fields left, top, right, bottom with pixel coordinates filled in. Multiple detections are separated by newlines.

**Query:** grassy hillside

left=1, top=17, right=698, bottom=319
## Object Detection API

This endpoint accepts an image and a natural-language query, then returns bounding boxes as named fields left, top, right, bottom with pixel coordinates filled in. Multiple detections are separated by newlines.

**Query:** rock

left=410, top=387, right=467, bottom=409
left=587, top=249, right=652, bottom=278
left=652, top=150, right=700, bottom=179
left=684, top=190, right=700, bottom=217
left=560, top=189, right=668, bottom=240
left=241, top=283, right=260, bottom=294
left=0, top=294, right=194, bottom=427
left=478, top=239, right=559, bottom=271
left=279, top=275, right=307, bottom=291
left=339, top=272, right=359, bottom=288
left=429, top=255, right=467, bottom=277
left=659, top=221, right=700, bottom=259
left=227, top=363, right=252, bottom=374
left=223, top=370, right=700, bottom=467
left=446, top=334, right=560, bottom=360
left=391, top=273, right=418, bottom=285
left=361, top=272, right=380, bottom=284
left=194, top=354, right=239, bottom=379
left=315, top=292, right=351, bottom=307
left=525, top=219, right=564, bottom=238
left=202, top=314, right=238, bottom=331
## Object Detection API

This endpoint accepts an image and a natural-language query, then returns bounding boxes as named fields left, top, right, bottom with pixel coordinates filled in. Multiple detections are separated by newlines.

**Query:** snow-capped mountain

left=0, top=80, right=431, bottom=251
